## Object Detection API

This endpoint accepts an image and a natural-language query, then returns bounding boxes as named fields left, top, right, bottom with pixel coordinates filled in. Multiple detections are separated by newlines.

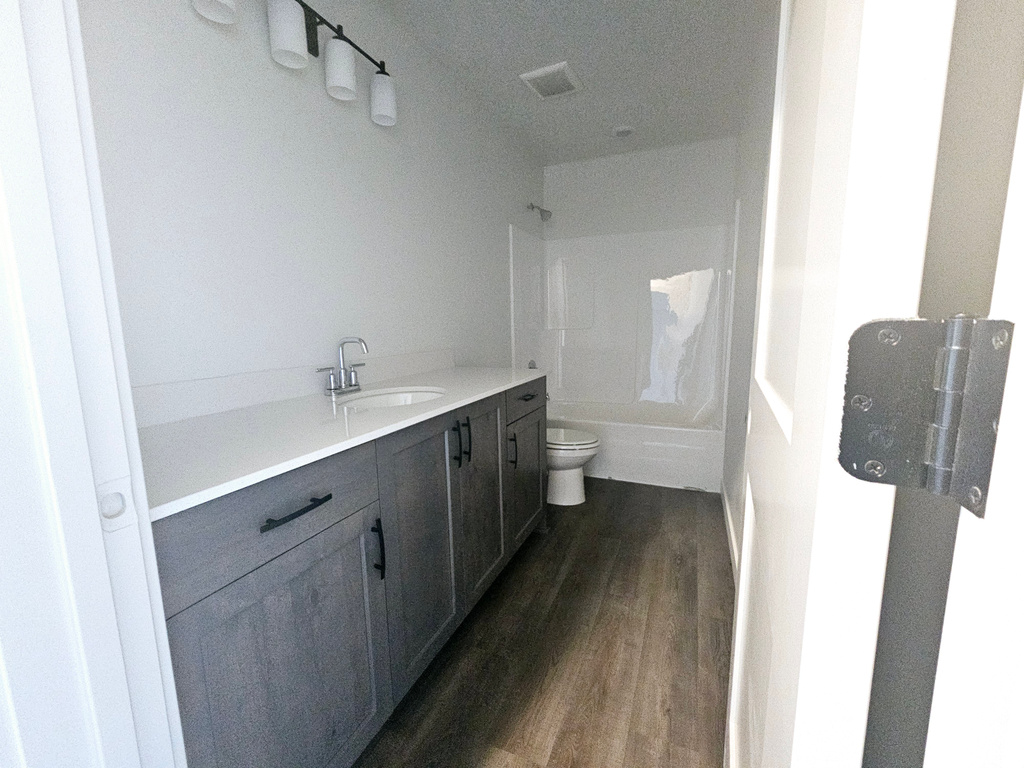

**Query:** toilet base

left=547, top=467, right=586, bottom=506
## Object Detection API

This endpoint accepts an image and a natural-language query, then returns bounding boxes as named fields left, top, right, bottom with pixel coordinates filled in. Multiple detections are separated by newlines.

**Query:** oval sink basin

left=338, top=387, right=446, bottom=409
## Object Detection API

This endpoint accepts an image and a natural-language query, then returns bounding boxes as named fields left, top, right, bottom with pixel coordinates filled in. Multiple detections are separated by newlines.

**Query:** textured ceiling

left=378, top=0, right=775, bottom=165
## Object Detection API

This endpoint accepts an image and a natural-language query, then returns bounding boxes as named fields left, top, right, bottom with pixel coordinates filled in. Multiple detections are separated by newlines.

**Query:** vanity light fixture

left=265, top=0, right=396, bottom=124
left=325, top=37, right=357, bottom=101
left=370, top=72, right=397, bottom=126
left=268, top=0, right=308, bottom=68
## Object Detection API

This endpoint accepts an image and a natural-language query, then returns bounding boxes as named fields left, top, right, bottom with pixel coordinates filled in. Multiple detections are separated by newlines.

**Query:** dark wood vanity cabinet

left=154, top=379, right=545, bottom=768
left=451, top=395, right=506, bottom=611
left=163, top=505, right=392, bottom=768
left=505, top=378, right=547, bottom=551
left=506, top=406, right=547, bottom=549
left=375, top=394, right=507, bottom=700
left=375, top=413, right=464, bottom=701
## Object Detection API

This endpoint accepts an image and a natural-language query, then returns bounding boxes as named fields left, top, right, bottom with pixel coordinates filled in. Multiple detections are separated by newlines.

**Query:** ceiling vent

left=519, top=62, right=581, bottom=99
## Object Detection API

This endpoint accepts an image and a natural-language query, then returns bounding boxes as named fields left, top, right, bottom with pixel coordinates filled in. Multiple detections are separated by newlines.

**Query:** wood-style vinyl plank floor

left=353, top=478, right=735, bottom=768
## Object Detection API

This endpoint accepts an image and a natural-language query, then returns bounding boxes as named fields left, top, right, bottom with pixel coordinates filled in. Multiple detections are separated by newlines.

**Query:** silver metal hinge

left=839, top=316, right=1013, bottom=516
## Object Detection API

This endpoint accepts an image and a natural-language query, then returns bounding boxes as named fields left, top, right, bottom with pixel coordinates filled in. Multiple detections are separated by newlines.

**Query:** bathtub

left=547, top=401, right=724, bottom=492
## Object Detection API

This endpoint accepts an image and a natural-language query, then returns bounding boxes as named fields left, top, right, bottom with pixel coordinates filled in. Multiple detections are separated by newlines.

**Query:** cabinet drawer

left=154, top=441, right=378, bottom=618
left=505, top=376, right=546, bottom=424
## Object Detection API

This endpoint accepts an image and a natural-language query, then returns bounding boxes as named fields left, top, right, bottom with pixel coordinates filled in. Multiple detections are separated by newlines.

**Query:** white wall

left=543, top=140, right=739, bottom=240
left=721, top=2, right=781, bottom=566
left=77, top=0, right=543, bottom=427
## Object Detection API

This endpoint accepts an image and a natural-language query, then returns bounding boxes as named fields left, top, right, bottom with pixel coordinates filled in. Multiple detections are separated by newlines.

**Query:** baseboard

left=722, top=483, right=741, bottom=587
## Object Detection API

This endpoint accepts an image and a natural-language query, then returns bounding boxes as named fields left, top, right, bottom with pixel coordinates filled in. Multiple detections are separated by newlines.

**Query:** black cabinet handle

left=452, top=421, right=463, bottom=467
left=508, top=433, right=518, bottom=467
left=370, top=517, right=386, bottom=579
left=462, top=417, right=472, bottom=462
left=259, top=493, right=332, bottom=533
left=518, top=392, right=537, bottom=402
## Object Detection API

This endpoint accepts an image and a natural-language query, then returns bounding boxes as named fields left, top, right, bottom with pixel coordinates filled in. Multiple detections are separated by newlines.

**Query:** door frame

left=0, top=1, right=150, bottom=765
left=3, top=0, right=180, bottom=765
left=862, top=1, right=1024, bottom=762
left=725, top=0, right=960, bottom=765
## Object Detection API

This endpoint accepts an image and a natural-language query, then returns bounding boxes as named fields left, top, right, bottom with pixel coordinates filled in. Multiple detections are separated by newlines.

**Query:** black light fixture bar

left=294, top=0, right=388, bottom=74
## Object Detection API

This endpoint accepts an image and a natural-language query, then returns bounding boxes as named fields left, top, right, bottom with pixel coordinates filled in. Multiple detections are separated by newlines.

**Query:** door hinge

left=839, top=316, right=1013, bottom=516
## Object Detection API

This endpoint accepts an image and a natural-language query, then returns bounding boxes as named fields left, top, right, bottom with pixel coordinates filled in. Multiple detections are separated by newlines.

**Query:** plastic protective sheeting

left=641, top=267, right=724, bottom=425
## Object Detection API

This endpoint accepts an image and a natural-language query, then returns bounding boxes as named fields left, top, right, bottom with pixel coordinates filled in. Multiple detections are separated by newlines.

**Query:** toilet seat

left=546, top=427, right=600, bottom=450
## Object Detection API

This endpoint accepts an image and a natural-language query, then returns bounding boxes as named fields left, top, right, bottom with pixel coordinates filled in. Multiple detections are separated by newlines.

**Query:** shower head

left=527, top=203, right=552, bottom=222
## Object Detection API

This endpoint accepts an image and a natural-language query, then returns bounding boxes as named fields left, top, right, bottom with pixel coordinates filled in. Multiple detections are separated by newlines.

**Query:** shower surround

left=512, top=138, right=738, bottom=490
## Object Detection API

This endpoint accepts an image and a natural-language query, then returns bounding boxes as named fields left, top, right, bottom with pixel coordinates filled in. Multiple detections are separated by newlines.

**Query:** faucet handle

left=347, top=362, right=366, bottom=388
left=316, top=366, right=340, bottom=393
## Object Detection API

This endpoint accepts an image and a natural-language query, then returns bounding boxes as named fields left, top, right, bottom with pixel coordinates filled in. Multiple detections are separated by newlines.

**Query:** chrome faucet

left=337, top=337, right=368, bottom=392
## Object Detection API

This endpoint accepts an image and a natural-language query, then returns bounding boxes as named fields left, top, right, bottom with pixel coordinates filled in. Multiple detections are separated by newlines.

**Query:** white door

left=10, top=1, right=179, bottom=765
left=727, top=0, right=959, bottom=766
left=1, top=2, right=140, bottom=765
left=922, top=85, right=1024, bottom=768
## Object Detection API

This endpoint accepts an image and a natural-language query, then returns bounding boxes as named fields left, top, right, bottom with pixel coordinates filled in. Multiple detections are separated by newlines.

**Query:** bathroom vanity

left=142, top=369, right=546, bottom=768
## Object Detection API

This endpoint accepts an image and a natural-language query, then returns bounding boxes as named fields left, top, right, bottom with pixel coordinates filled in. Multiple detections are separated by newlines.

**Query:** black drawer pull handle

left=260, top=493, right=332, bottom=533
left=371, top=517, right=386, bottom=579
left=518, top=392, right=537, bottom=402
left=462, top=416, right=472, bottom=462
left=508, top=433, right=518, bottom=467
left=452, top=421, right=463, bottom=467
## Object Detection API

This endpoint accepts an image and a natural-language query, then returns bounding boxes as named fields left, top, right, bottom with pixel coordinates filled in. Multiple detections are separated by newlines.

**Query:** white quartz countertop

left=139, top=367, right=545, bottom=520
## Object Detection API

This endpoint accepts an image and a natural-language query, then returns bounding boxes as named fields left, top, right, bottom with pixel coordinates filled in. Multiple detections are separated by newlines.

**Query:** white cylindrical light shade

left=370, top=73, right=397, bottom=126
left=193, top=0, right=236, bottom=24
left=267, top=0, right=308, bottom=69
left=325, top=38, right=357, bottom=101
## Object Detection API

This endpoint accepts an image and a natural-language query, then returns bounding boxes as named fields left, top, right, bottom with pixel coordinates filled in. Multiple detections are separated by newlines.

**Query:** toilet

left=546, top=427, right=601, bottom=506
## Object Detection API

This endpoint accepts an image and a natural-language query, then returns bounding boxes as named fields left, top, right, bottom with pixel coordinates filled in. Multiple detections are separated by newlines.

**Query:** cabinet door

left=455, top=395, right=505, bottom=610
left=376, top=414, right=463, bottom=701
left=505, top=406, right=547, bottom=551
left=166, top=505, right=392, bottom=768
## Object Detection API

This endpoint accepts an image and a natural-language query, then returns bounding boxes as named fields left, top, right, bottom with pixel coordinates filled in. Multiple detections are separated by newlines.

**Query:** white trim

left=719, top=197, right=741, bottom=465
left=722, top=482, right=741, bottom=585
left=0, top=2, right=135, bottom=761
left=754, top=375, right=794, bottom=443
left=751, top=0, right=795, bottom=446
left=923, top=77, right=1024, bottom=767
left=59, top=0, right=189, bottom=756
left=725, top=475, right=757, bottom=768
left=789, top=0, right=956, bottom=759
left=19, top=0, right=183, bottom=763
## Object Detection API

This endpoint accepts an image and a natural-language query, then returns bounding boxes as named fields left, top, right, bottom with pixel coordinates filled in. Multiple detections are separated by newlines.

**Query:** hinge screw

left=878, top=328, right=901, bottom=346
left=967, top=486, right=984, bottom=509
left=851, top=394, right=873, bottom=411
left=992, top=329, right=1010, bottom=350
left=864, top=460, right=886, bottom=478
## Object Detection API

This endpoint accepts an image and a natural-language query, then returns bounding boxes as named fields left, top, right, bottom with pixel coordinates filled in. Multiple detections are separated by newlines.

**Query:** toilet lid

left=546, top=428, right=600, bottom=448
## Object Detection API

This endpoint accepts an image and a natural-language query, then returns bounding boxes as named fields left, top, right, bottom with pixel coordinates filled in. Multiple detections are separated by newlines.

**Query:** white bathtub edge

left=548, top=417, right=724, bottom=493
